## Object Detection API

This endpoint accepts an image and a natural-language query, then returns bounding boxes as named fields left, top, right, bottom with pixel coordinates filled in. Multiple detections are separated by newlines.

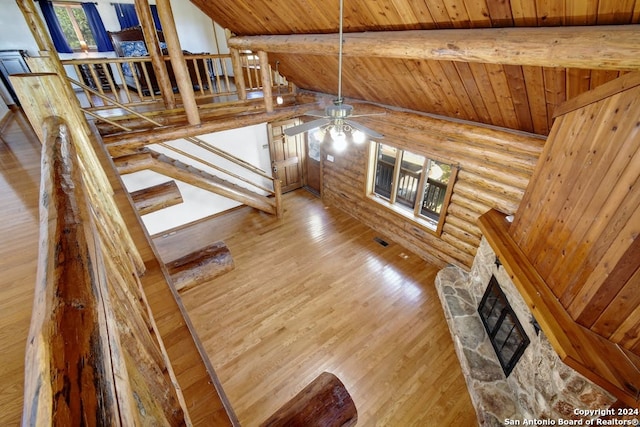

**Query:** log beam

left=166, top=241, right=235, bottom=292
left=228, top=25, right=640, bottom=71
left=130, top=180, right=183, bottom=215
left=259, top=372, right=357, bottom=427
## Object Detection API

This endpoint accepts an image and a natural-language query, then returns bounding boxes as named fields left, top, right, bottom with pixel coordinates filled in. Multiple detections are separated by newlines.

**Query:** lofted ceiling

left=190, top=0, right=640, bottom=135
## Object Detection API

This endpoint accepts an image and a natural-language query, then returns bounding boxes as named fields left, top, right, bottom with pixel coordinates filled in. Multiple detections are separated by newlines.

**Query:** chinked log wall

left=321, top=107, right=545, bottom=269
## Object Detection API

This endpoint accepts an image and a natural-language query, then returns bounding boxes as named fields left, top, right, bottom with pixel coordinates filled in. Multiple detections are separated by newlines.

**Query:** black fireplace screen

left=478, top=275, right=530, bottom=377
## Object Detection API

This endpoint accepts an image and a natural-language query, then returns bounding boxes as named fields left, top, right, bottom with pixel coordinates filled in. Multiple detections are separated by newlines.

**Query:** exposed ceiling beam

left=228, top=25, right=640, bottom=71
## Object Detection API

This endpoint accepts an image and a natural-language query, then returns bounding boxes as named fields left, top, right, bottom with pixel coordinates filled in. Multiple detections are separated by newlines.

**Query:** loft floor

left=154, top=190, right=476, bottom=425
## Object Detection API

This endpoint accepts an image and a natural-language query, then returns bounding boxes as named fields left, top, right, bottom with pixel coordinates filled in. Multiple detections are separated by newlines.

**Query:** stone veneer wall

left=435, top=237, right=615, bottom=426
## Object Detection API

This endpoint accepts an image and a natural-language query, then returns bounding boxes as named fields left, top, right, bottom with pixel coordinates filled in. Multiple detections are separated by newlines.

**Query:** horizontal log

left=229, top=25, right=640, bottom=71
left=259, top=372, right=357, bottom=427
left=166, top=241, right=235, bottom=292
left=130, top=180, right=183, bottom=215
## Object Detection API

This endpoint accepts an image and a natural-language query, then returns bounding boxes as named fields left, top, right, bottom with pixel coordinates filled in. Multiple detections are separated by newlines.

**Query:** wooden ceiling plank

left=485, top=0, right=514, bottom=26
left=535, top=0, right=565, bottom=25
left=442, top=0, right=472, bottom=28
left=542, top=67, right=567, bottom=128
left=460, top=0, right=492, bottom=28
left=566, top=68, right=593, bottom=100
left=510, top=0, right=538, bottom=25
left=522, top=66, right=550, bottom=135
left=228, top=25, right=640, bottom=71
left=503, top=65, right=535, bottom=133
left=565, top=0, right=598, bottom=25
left=452, top=62, right=492, bottom=124
left=438, top=61, right=480, bottom=122
left=467, top=64, right=506, bottom=127
left=597, top=0, right=637, bottom=24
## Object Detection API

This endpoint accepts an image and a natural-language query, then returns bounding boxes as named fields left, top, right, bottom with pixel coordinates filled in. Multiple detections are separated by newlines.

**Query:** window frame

left=53, top=2, right=96, bottom=52
left=366, top=141, right=457, bottom=236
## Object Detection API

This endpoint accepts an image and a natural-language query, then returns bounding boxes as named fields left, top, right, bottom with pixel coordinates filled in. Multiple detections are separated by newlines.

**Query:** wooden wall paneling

left=510, top=104, right=602, bottom=260
left=593, top=264, right=640, bottom=342
left=522, top=66, right=551, bottom=135
left=528, top=98, right=621, bottom=277
left=566, top=68, right=593, bottom=100
left=551, top=93, right=640, bottom=303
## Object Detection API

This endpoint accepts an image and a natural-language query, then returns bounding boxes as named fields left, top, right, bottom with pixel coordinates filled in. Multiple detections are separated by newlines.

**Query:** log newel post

left=274, top=178, right=283, bottom=219
left=258, top=50, right=274, bottom=112
left=155, top=0, right=200, bottom=125
left=230, top=47, right=248, bottom=100
left=134, top=0, right=176, bottom=109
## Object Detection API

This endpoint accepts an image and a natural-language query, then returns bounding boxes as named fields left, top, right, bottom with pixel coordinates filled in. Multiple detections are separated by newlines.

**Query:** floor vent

left=373, top=237, right=389, bottom=247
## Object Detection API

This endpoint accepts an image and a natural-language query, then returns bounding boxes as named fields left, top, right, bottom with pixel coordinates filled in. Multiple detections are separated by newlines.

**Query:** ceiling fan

left=283, top=0, right=384, bottom=147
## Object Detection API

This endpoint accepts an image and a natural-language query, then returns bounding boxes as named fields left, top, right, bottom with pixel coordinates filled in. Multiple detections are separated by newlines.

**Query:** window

left=369, top=142, right=456, bottom=233
left=53, top=3, right=96, bottom=51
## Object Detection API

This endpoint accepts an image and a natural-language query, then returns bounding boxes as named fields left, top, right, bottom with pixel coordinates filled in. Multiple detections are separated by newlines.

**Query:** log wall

left=321, top=106, right=545, bottom=269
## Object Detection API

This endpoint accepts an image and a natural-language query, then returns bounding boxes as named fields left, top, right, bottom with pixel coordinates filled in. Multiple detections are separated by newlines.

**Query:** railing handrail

left=24, top=115, right=188, bottom=425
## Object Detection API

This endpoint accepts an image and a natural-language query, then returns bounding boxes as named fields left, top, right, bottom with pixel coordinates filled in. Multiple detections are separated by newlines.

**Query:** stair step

left=166, top=241, right=235, bottom=292
left=129, top=180, right=183, bottom=215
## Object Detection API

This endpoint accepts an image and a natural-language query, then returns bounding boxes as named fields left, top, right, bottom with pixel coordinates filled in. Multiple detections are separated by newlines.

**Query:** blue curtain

left=38, top=0, right=73, bottom=53
left=114, top=3, right=138, bottom=29
left=82, top=3, right=113, bottom=52
left=114, top=3, right=162, bottom=31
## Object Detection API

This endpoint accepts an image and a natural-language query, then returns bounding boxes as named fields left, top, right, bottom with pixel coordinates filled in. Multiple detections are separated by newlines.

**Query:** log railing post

left=274, top=178, right=284, bottom=219
left=134, top=0, right=176, bottom=109
left=156, top=0, right=201, bottom=125
left=258, top=50, right=274, bottom=112
left=230, top=47, right=248, bottom=100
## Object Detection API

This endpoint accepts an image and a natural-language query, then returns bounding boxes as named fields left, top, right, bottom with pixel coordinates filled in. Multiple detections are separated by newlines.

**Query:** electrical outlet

left=327, top=154, right=334, bottom=162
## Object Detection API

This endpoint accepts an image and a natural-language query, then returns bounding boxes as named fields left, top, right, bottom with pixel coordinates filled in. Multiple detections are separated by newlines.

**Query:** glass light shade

left=332, top=131, right=347, bottom=151
left=276, top=95, right=284, bottom=105
left=352, top=130, right=366, bottom=144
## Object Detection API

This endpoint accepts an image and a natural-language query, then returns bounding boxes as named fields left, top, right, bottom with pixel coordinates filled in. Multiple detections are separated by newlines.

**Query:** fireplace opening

left=478, top=275, right=530, bottom=376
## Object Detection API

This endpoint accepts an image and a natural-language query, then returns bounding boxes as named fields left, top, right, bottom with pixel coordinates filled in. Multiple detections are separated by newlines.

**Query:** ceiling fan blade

left=345, top=119, right=384, bottom=139
left=305, top=110, right=328, bottom=118
left=284, top=118, right=331, bottom=136
left=349, top=111, right=387, bottom=118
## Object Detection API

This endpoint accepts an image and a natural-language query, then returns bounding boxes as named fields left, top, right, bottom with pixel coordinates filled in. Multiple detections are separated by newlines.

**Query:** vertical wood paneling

left=510, top=76, right=640, bottom=357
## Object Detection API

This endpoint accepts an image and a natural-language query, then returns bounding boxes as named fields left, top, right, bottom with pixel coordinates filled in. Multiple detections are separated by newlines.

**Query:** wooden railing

left=23, top=115, right=189, bottom=425
left=62, top=51, right=290, bottom=111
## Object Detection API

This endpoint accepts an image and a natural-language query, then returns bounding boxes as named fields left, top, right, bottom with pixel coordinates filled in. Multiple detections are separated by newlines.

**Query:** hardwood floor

left=0, top=110, right=41, bottom=425
left=155, top=190, right=477, bottom=426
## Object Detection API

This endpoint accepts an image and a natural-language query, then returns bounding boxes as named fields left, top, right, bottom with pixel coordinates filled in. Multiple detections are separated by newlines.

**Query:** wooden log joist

left=229, top=25, right=640, bottom=71
left=166, top=241, right=235, bottom=292
left=259, top=372, right=357, bottom=427
left=130, top=180, right=183, bottom=215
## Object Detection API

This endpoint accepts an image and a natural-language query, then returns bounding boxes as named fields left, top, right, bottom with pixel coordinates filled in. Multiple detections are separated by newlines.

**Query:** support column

left=258, top=51, right=273, bottom=112
left=155, top=0, right=200, bottom=125
left=230, top=47, right=247, bottom=101
left=134, top=0, right=176, bottom=109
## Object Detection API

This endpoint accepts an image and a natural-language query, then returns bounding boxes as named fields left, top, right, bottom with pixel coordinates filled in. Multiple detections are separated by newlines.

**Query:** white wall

left=121, top=124, right=273, bottom=236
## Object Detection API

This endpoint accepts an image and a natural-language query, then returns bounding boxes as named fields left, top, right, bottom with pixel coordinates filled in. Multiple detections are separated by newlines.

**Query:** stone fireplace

left=436, top=237, right=615, bottom=425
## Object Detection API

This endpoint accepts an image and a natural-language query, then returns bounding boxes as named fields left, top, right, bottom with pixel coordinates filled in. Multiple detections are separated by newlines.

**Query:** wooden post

left=134, top=0, right=176, bottom=109
left=230, top=47, right=247, bottom=100
left=274, top=178, right=284, bottom=219
left=258, top=50, right=274, bottom=112
left=155, top=0, right=200, bottom=126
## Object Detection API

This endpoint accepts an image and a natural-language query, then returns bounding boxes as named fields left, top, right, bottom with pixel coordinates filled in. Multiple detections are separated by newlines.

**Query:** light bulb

left=352, top=130, right=366, bottom=144
left=332, top=132, right=347, bottom=151
left=276, top=95, right=284, bottom=105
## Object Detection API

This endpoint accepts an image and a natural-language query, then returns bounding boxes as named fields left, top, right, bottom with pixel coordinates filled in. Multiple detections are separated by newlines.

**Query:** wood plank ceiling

left=191, top=0, right=640, bottom=136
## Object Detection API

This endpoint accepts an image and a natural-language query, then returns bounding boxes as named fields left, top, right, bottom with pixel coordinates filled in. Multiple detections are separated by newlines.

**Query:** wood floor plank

left=0, top=111, right=41, bottom=426
left=157, top=190, right=476, bottom=426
